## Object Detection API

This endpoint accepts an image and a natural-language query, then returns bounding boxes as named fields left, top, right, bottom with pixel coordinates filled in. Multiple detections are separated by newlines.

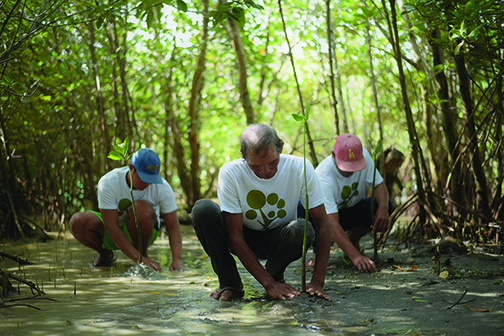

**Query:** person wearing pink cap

left=299, top=133, right=392, bottom=272
left=70, top=148, right=185, bottom=272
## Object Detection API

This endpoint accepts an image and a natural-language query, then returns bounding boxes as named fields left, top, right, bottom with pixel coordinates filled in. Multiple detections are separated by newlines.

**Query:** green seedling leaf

left=305, top=99, right=313, bottom=121
left=108, top=151, right=122, bottom=161
left=292, top=113, right=305, bottom=122
left=123, top=136, right=129, bottom=154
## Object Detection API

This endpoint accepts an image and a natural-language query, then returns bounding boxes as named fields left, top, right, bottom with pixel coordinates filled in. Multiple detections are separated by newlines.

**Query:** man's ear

left=128, top=163, right=135, bottom=173
left=279, top=140, right=284, bottom=154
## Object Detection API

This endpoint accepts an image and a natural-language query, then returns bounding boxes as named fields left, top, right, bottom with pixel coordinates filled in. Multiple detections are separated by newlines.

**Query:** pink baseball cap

left=333, top=133, right=366, bottom=172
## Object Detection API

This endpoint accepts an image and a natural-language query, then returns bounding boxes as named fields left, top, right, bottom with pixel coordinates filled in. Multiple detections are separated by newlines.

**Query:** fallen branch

left=0, top=269, right=43, bottom=295
left=443, top=289, right=476, bottom=309
left=0, top=251, right=35, bottom=265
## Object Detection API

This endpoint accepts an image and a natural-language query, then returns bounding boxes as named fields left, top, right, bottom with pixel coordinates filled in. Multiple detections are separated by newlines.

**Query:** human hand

left=351, top=253, right=376, bottom=272
left=142, top=257, right=162, bottom=272
left=266, top=281, right=301, bottom=300
left=372, top=206, right=389, bottom=233
left=169, top=259, right=185, bottom=271
left=306, top=282, right=331, bottom=300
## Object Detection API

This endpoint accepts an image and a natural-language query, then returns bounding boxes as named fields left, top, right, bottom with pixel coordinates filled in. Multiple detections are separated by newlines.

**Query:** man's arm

left=372, top=182, right=390, bottom=233
left=101, top=209, right=161, bottom=271
left=307, top=204, right=331, bottom=299
left=327, top=212, right=376, bottom=272
left=161, top=211, right=185, bottom=270
left=223, top=212, right=301, bottom=299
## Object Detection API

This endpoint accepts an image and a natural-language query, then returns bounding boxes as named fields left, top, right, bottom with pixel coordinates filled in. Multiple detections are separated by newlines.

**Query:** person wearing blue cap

left=70, top=148, right=184, bottom=271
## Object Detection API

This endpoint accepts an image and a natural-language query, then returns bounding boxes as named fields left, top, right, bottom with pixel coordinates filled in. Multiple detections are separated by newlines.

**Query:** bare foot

left=210, top=285, right=244, bottom=301
left=306, top=257, right=316, bottom=267
left=92, top=250, right=115, bottom=266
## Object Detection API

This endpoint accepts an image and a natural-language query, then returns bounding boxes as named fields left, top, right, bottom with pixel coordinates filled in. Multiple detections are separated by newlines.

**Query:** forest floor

left=296, top=235, right=504, bottom=336
left=1, top=225, right=504, bottom=336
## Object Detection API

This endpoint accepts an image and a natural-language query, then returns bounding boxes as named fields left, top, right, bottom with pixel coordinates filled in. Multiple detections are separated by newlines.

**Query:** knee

left=130, top=201, right=156, bottom=225
left=285, top=219, right=315, bottom=245
left=191, top=199, right=220, bottom=226
left=69, top=212, right=84, bottom=235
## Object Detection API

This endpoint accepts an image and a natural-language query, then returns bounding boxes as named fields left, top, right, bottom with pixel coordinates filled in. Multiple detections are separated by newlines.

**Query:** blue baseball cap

left=131, top=148, right=163, bottom=184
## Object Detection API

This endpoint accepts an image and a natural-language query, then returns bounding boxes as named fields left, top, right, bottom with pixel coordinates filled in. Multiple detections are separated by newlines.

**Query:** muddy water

left=1, top=225, right=366, bottom=336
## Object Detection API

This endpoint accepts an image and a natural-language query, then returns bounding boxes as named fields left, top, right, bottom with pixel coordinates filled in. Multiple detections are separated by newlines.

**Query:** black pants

left=191, top=199, right=315, bottom=289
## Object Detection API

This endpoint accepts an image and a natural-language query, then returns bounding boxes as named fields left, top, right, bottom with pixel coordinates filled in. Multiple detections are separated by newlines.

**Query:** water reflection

left=1, top=225, right=364, bottom=336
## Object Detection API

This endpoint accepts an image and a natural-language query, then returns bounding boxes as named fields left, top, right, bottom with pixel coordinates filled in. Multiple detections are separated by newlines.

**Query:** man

left=191, top=124, right=331, bottom=301
left=307, top=133, right=393, bottom=272
left=70, top=148, right=184, bottom=272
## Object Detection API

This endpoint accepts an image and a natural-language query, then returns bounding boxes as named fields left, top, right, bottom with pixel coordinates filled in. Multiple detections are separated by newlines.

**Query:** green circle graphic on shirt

left=341, top=185, right=352, bottom=199
left=267, top=193, right=278, bottom=205
left=247, top=190, right=266, bottom=209
left=277, top=199, right=285, bottom=208
left=118, top=198, right=132, bottom=211
left=277, top=209, right=287, bottom=218
left=245, top=210, right=258, bottom=220
left=268, top=211, right=275, bottom=218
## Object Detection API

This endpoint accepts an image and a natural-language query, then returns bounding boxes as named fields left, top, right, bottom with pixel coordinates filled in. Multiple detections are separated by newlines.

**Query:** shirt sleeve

left=301, top=159, right=327, bottom=210
left=364, top=150, right=384, bottom=189
left=97, top=175, right=118, bottom=210
left=217, top=165, right=242, bottom=214
left=157, top=181, right=177, bottom=214
left=318, top=176, right=338, bottom=214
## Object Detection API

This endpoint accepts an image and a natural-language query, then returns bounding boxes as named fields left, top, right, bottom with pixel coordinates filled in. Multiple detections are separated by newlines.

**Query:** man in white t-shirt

left=70, top=148, right=184, bottom=272
left=303, top=133, right=392, bottom=272
left=191, top=124, right=331, bottom=301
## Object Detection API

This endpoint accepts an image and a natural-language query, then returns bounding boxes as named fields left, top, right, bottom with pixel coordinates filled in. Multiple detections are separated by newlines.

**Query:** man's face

left=131, top=170, right=151, bottom=190
left=333, top=153, right=354, bottom=178
left=247, top=145, right=280, bottom=179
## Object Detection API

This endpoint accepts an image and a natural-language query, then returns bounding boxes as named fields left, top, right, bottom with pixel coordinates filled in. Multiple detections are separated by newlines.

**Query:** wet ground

left=1, top=225, right=504, bottom=336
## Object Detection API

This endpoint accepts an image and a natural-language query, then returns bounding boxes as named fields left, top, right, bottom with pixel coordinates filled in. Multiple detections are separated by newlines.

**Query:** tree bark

left=87, top=20, right=108, bottom=171
left=187, top=0, right=210, bottom=206
left=386, top=0, right=427, bottom=225
left=225, top=10, right=254, bottom=125
left=428, top=26, right=467, bottom=216
left=454, top=52, right=492, bottom=219
left=325, top=0, right=340, bottom=135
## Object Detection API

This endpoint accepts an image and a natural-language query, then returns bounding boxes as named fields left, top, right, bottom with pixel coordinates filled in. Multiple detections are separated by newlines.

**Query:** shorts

left=88, top=210, right=159, bottom=251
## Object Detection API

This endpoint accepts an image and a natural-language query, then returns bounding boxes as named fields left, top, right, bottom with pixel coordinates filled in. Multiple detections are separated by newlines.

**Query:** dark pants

left=298, top=197, right=394, bottom=247
left=191, top=199, right=315, bottom=289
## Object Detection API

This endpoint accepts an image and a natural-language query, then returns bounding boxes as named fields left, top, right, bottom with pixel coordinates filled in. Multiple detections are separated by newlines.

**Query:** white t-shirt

left=218, top=154, right=326, bottom=231
left=97, top=166, right=177, bottom=224
left=315, top=148, right=383, bottom=214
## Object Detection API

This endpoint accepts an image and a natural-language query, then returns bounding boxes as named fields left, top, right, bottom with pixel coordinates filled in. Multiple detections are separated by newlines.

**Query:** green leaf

left=305, top=99, right=313, bottom=121
left=292, top=113, right=305, bottom=122
left=217, top=3, right=232, bottom=12
left=124, top=136, right=129, bottom=154
left=232, top=7, right=245, bottom=19
left=375, top=140, right=382, bottom=154
left=96, top=16, right=105, bottom=29
left=108, top=151, right=122, bottom=161
left=454, top=41, right=464, bottom=55
left=176, top=0, right=188, bottom=12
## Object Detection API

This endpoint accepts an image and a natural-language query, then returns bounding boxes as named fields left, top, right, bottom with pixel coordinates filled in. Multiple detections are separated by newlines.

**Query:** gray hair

left=240, top=124, right=283, bottom=160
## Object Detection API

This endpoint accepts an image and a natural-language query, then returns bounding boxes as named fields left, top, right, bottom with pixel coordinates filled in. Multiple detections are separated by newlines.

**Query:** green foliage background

left=1, top=0, right=503, bottom=244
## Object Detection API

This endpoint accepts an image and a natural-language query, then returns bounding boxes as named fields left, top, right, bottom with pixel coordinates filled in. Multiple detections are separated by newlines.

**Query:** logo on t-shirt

left=339, top=182, right=359, bottom=209
left=118, top=198, right=132, bottom=211
left=245, top=190, right=286, bottom=230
